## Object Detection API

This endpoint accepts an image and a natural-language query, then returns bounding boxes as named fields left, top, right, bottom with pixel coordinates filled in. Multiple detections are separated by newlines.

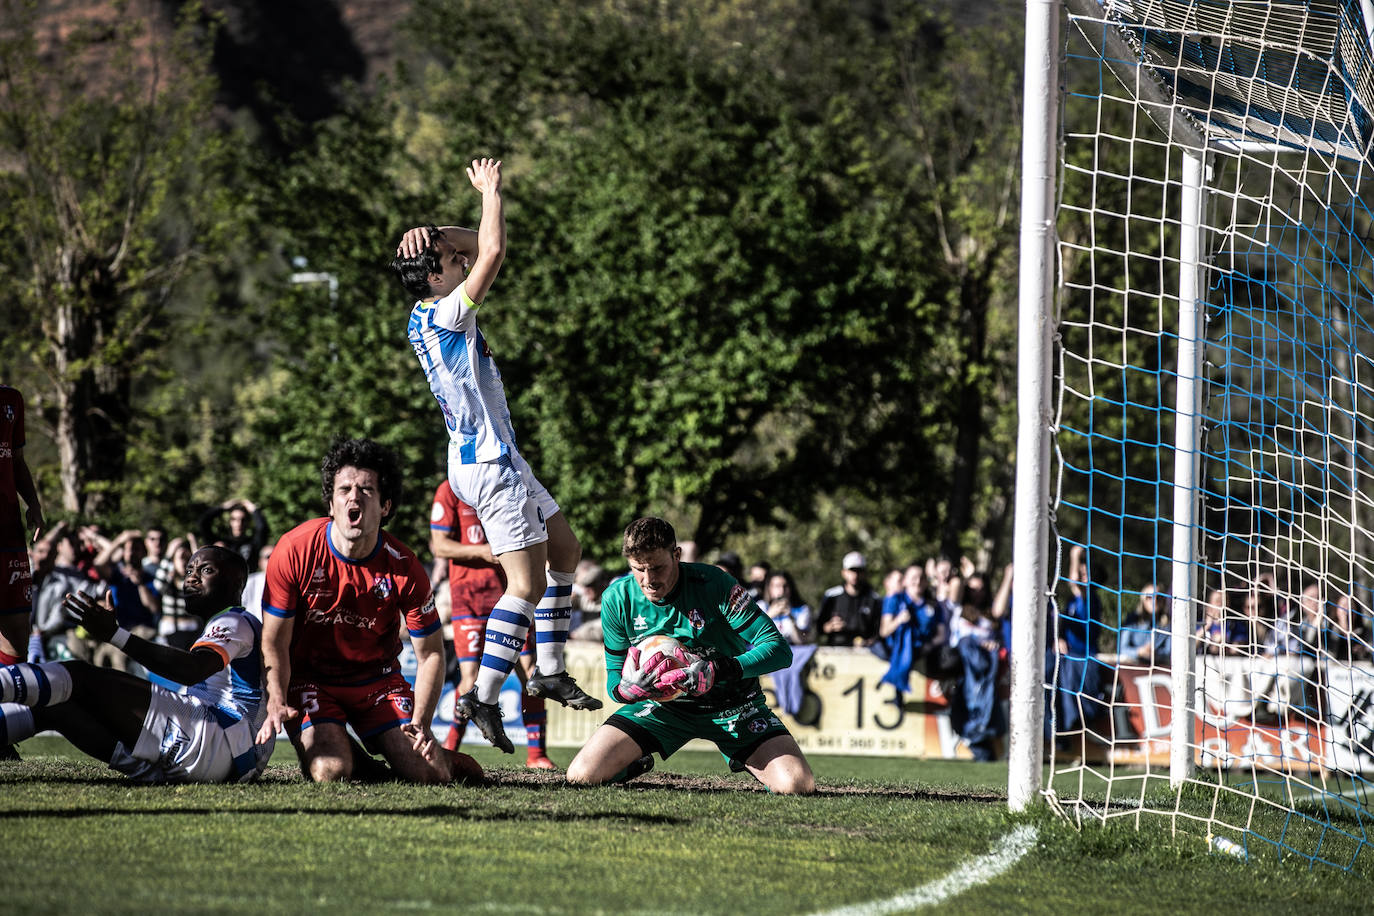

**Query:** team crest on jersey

left=747, top=717, right=769, bottom=735
left=2, top=405, right=11, bottom=423
left=371, top=574, right=395, bottom=600
left=687, top=608, right=705, bottom=629
left=396, top=696, right=413, bottom=715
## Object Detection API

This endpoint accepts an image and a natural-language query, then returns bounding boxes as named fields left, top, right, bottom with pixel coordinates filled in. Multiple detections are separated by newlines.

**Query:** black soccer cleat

left=526, top=671, right=604, bottom=711
left=619, top=754, right=654, bottom=784
left=0, top=744, right=19, bottom=762
left=455, top=689, right=514, bottom=754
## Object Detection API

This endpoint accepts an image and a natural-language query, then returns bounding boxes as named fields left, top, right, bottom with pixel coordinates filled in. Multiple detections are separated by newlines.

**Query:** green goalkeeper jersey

left=601, top=562, right=791, bottom=711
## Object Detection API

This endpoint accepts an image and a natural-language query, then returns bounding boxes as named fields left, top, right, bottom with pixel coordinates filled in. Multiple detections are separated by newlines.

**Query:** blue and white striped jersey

left=184, top=608, right=271, bottom=781
left=408, top=282, right=519, bottom=464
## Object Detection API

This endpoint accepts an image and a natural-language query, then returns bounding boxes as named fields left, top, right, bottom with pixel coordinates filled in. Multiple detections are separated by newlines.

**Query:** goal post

left=1012, top=0, right=1374, bottom=871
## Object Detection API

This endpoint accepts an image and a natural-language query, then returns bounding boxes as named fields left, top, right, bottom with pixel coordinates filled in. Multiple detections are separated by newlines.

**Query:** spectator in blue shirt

left=1050, top=544, right=1106, bottom=752
left=879, top=564, right=945, bottom=693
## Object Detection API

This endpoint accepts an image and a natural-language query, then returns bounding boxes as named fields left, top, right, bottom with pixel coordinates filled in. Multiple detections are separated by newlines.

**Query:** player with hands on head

left=0, top=546, right=274, bottom=783
left=391, top=156, right=599, bottom=757
left=566, top=517, right=815, bottom=794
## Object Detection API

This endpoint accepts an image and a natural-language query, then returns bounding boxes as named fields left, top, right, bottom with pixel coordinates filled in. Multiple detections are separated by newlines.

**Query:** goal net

left=1038, top=0, right=1374, bottom=870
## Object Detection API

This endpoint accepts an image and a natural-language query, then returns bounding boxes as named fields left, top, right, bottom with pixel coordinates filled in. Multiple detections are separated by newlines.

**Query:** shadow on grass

left=0, top=803, right=690, bottom=825
left=3, top=757, right=1006, bottom=804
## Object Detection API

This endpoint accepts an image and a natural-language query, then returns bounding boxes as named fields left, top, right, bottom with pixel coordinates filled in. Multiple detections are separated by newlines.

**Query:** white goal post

left=1011, top=0, right=1374, bottom=872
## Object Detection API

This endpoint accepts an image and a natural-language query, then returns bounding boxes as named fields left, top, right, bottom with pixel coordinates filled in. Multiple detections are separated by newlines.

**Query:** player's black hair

left=622, top=517, right=677, bottom=559
left=389, top=225, right=444, bottom=299
left=197, top=545, right=249, bottom=598
left=320, top=437, right=403, bottom=525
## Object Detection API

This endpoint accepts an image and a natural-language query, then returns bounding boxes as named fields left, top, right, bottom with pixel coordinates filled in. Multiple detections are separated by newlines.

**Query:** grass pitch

left=3, top=737, right=1367, bottom=914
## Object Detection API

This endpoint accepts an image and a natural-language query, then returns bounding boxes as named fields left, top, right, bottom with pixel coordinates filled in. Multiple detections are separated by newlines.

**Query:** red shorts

left=0, top=548, right=33, bottom=616
left=289, top=670, right=414, bottom=741
left=453, top=614, right=533, bottom=664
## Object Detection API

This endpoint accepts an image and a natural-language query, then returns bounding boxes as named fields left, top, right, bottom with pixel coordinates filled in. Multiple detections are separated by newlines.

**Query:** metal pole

left=1170, top=147, right=1210, bottom=787
left=1008, top=0, right=1061, bottom=812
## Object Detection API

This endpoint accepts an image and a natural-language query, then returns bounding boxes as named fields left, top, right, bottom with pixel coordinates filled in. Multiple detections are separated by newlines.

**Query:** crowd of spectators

left=25, top=501, right=269, bottom=666
left=26, top=499, right=1374, bottom=765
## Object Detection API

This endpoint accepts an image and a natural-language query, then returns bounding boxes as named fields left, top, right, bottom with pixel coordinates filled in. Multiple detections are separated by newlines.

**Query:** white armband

left=110, top=627, right=132, bottom=649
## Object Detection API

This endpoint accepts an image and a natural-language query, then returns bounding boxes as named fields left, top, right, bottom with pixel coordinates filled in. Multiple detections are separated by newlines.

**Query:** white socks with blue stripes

left=534, top=569, right=575, bottom=677
left=0, top=662, right=73, bottom=707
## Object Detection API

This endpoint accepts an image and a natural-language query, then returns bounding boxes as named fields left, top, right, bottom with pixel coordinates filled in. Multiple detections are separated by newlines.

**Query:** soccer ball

left=624, top=633, right=688, bottom=702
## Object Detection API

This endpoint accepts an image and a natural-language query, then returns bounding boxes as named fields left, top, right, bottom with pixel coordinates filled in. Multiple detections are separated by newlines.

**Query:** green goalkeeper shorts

left=606, top=690, right=792, bottom=772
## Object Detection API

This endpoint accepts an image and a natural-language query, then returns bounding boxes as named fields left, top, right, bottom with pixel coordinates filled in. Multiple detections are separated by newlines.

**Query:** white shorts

left=109, top=685, right=236, bottom=784
left=448, top=445, right=560, bottom=556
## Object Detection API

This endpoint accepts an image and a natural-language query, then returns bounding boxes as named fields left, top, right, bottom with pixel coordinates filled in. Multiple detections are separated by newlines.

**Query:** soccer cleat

left=0, top=744, right=19, bottom=762
left=526, top=754, right=558, bottom=771
left=619, top=754, right=654, bottom=783
left=455, top=689, right=514, bottom=754
left=525, top=671, right=604, bottom=710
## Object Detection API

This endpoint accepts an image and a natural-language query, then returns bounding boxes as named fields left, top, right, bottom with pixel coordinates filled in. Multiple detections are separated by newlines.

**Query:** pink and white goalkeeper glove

left=657, top=648, right=718, bottom=697
left=616, top=647, right=679, bottom=702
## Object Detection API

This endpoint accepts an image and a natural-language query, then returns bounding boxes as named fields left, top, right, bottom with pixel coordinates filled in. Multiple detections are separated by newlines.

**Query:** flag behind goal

left=1025, top=0, right=1374, bottom=871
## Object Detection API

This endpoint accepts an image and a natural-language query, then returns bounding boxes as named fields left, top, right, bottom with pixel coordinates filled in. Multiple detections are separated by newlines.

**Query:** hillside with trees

left=0, top=0, right=1026, bottom=597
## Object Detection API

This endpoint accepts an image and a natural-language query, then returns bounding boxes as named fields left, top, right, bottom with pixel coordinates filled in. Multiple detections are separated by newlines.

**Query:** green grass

left=3, top=737, right=1369, bottom=914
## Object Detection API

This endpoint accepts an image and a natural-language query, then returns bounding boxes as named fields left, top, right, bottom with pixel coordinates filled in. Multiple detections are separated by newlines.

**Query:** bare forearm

left=438, top=225, right=478, bottom=257
left=410, top=641, right=445, bottom=727
left=430, top=536, right=496, bottom=565
left=261, top=618, right=294, bottom=703
left=13, top=458, right=40, bottom=516
left=117, top=634, right=221, bottom=686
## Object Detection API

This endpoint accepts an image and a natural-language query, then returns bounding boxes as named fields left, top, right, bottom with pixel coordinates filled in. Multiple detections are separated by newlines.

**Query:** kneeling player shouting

left=566, top=517, right=814, bottom=794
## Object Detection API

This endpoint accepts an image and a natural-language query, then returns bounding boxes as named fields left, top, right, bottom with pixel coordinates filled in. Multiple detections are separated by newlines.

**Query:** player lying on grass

left=566, top=517, right=815, bottom=795
left=0, top=546, right=274, bottom=783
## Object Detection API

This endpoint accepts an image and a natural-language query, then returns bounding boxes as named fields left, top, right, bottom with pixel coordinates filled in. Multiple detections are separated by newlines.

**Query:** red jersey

left=430, top=481, right=504, bottom=618
left=264, top=518, right=439, bottom=684
left=0, top=386, right=25, bottom=547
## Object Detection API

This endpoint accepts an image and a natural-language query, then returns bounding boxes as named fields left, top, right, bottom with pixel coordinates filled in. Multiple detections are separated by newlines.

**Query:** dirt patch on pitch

left=486, top=766, right=1004, bottom=801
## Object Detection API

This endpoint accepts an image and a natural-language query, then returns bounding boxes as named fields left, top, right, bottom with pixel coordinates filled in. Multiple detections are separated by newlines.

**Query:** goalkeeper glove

left=614, top=647, right=679, bottom=703
left=656, top=648, right=736, bottom=697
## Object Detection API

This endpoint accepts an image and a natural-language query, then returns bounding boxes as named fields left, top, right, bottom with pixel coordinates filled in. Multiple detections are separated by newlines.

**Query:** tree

left=0, top=0, right=242, bottom=515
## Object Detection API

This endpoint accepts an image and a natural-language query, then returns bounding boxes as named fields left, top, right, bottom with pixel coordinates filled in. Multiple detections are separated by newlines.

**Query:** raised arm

left=460, top=157, right=506, bottom=304
left=63, top=592, right=221, bottom=685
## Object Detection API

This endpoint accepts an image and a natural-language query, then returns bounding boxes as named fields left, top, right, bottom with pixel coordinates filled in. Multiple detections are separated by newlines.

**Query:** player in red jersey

left=0, top=386, right=45, bottom=667
left=254, top=438, right=470, bottom=783
left=430, top=480, right=555, bottom=769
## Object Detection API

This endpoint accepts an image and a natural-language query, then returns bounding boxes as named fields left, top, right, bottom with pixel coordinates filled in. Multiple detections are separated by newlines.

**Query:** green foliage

left=218, top=102, right=433, bottom=545
left=5, top=0, right=1031, bottom=579
left=0, top=0, right=250, bottom=520
left=373, top=0, right=1026, bottom=564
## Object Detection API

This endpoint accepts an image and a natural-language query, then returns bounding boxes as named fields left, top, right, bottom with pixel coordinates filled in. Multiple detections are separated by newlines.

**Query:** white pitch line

left=808, top=825, right=1039, bottom=916
left=1290, top=785, right=1370, bottom=808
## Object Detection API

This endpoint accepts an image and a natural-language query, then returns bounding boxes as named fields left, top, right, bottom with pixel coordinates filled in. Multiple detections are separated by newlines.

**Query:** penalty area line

left=808, top=824, right=1039, bottom=916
